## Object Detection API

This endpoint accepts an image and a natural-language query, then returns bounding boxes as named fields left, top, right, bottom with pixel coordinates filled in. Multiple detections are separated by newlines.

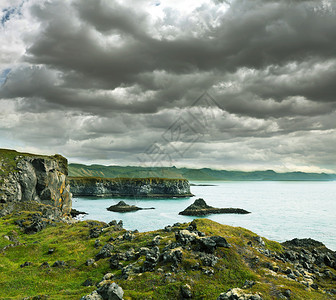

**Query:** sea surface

left=72, top=181, right=336, bottom=250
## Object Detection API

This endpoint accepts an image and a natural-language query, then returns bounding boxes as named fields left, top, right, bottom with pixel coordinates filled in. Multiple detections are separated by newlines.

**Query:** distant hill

left=68, top=163, right=336, bottom=181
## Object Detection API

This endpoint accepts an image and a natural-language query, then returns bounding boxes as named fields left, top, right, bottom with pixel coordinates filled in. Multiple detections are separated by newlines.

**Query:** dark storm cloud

left=16, top=0, right=335, bottom=106
left=1, top=0, right=336, bottom=171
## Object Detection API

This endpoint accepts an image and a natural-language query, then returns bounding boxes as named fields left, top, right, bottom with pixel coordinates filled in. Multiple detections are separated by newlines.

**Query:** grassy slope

left=68, top=164, right=336, bottom=181
left=0, top=215, right=335, bottom=300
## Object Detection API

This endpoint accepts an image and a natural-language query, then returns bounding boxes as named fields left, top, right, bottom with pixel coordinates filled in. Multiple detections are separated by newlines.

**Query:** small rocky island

left=179, top=198, right=250, bottom=216
left=107, top=201, right=154, bottom=212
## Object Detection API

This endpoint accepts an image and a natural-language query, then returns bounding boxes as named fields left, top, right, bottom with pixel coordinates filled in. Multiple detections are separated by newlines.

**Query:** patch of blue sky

left=1, top=1, right=25, bottom=26
left=0, top=68, right=11, bottom=85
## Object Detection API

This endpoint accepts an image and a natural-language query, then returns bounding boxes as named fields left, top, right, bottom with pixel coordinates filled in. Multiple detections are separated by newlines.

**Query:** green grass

left=0, top=215, right=334, bottom=299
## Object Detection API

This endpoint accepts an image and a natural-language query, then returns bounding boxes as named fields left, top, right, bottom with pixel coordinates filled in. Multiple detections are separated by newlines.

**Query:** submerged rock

left=179, top=198, right=250, bottom=216
left=70, top=208, right=87, bottom=217
left=106, top=201, right=154, bottom=212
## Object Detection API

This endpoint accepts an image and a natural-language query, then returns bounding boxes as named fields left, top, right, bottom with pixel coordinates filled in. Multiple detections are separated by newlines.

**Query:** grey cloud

left=0, top=0, right=336, bottom=172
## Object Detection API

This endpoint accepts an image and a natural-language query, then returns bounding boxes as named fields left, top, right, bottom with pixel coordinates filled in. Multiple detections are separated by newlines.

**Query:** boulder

left=96, top=281, right=124, bottom=300
left=175, top=230, right=198, bottom=245
left=180, top=284, right=192, bottom=299
left=161, top=247, right=183, bottom=266
left=143, top=246, right=160, bottom=272
left=217, top=288, right=262, bottom=300
left=96, top=243, right=114, bottom=260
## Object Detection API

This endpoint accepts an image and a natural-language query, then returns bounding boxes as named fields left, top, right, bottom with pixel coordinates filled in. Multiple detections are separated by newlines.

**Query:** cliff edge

left=69, top=176, right=193, bottom=198
left=0, top=149, right=71, bottom=216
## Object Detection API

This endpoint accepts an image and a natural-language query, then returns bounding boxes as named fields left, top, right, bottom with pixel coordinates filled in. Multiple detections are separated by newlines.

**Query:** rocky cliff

left=69, top=177, right=193, bottom=198
left=0, top=149, right=71, bottom=216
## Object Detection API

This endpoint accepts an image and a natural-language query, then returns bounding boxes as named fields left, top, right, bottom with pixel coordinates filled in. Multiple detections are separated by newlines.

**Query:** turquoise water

left=72, top=181, right=336, bottom=250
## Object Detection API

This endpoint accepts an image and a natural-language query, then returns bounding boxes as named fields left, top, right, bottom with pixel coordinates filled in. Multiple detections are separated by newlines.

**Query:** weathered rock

left=181, top=284, right=192, bottom=299
left=69, top=177, right=193, bottom=198
left=20, top=261, right=32, bottom=268
left=96, top=243, right=114, bottom=260
left=52, top=260, right=65, bottom=267
left=217, top=288, right=263, bottom=300
left=161, top=247, right=183, bottom=266
left=89, top=227, right=102, bottom=239
left=179, top=198, right=250, bottom=216
left=152, top=235, right=162, bottom=246
left=86, top=258, right=95, bottom=266
left=80, top=291, right=103, bottom=300
left=82, top=279, right=94, bottom=286
left=122, top=231, right=134, bottom=241
left=106, top=201, right=154, bottom=212
left=39, top=262, right=50, bottom=268
left=199, top=253, right=218, bottom=267
left=96, top=281, right=124, bottom=300
left=15, top=213, right=47, bottom=234
left=0, top=150, right=71, bottom=217
left=196, top=237, right=217, bottom=253
left=210, top=236, right=230, bottom=248
left=175, top=230, right=198, bottom=245
left=143, top=246, right=160, bottom=272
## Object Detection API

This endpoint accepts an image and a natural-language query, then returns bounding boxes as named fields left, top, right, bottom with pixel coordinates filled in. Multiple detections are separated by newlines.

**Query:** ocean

left=72, top=181, right=336, bottom=250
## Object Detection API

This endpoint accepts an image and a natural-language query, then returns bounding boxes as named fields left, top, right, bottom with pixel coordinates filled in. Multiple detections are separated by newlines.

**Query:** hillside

left=68, top=164, right=336, bottom=181
left=0, top=213, right=335, bottom=299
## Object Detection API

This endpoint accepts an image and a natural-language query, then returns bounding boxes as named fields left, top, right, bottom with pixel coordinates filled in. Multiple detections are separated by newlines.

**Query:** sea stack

left=179, top=198, right=250, bottom=216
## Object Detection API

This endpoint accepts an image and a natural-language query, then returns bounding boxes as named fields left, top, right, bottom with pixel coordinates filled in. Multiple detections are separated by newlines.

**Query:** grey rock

left=20, top=261, right=32, bottom=268
left=80, top=291, right=103, bottom=300
left=97, top=281, right=124, bottom=300
left=181, top=284, right=192, bottom=299
left=199, top=253, right=218, bottom=267
left=152, top=235, right=162, bottom=246
left=143, top=246, right=160, bottom=272
left=123, top=231, right=134, bottom=241
left=96, top=243, right=114, bottom=260
left=175, top=230, right=198, bottom=245
left=86, top=258, right=95, bottom=266
left=210, top=236, right=230, bottom=248
left=52, top=260, right=65, bottom=267
left=161, top=247, right=183, bottom=266
left=196, top=237, right=217, bottom=253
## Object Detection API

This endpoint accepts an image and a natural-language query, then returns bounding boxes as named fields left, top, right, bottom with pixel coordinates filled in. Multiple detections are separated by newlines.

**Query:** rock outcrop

left=179, top=198, right=250, bottom=216
left=69, top=177, right=193, bottom=198
left=0, top=149, right=71, bottom=216
left=106, top=201, right=154, bottom=212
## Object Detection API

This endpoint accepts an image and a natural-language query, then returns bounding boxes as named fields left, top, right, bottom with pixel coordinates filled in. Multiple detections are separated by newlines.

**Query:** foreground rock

left=0, top=149, right=71, bottom=217
left=179, top=198, right=250, bottom=216
left=81, top=281, right=124, bottom=300
left=217, top=288, right=262, bottom=300
left=106, top=201, right=154, bottom=212
left=69, top=177, right=194, bottom=198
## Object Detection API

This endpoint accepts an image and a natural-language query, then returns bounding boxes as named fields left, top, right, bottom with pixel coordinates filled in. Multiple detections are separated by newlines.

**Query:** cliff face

left=0, top=149, right=71, bottom=216
left=69, top=177, right=193, bottom=198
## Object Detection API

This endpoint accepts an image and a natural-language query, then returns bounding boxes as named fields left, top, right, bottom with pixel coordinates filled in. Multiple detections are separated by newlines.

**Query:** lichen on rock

left=0, top=149, right=71, bottom=217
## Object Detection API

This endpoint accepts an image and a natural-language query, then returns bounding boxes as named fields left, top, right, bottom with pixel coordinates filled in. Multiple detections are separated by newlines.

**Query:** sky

left=0, top=0, right=336, bottom=173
